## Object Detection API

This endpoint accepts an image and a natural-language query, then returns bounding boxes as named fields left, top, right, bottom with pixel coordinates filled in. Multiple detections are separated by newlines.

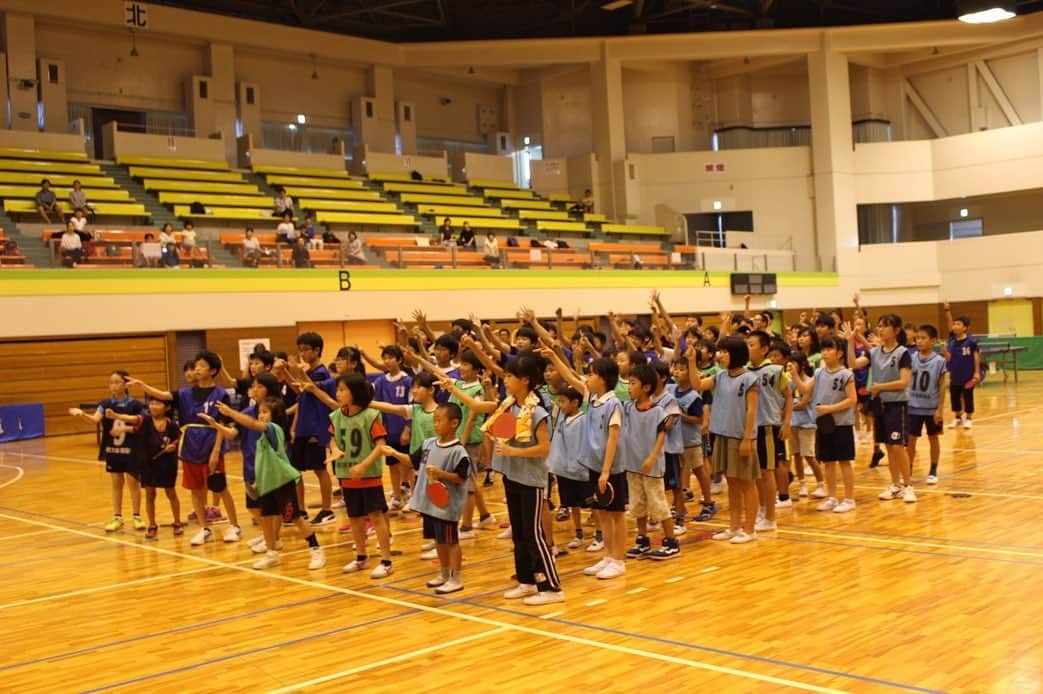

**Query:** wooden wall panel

left=0, top=335, right=169, bottom=436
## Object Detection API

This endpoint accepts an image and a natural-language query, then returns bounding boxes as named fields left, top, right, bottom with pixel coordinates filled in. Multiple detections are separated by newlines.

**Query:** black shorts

left=385, top=438, right=409, bottom=466
left=663, top=453, right=682, bottom=491
left=105, top=454, right=139, bottom=476
left=422, top=514, right=459, bottom=544
left=756, top=425, right=786, bottom=470
left=907, top=413, right=942, bottom=437
left=291, top=436, right=327, bottom=472
left=874, top=402, right=908, bottom=446
left=857, top=391, right=871, bottom=413
left=246, top=493, right=261, bottom=510
left=702, top=433, right=714, bottom=459
left=589, top=468, right=628, bottom=512
left=557, top=475, right=594, bottom=508
left=259, top=481, right=301, bottom=521
left=343, top=484, right=388, bottom=518
left=950, top=384, right=976, bottom=414
left=140, top=457, right=177, bottom=488
left=816, top=425, right=855, bottom=463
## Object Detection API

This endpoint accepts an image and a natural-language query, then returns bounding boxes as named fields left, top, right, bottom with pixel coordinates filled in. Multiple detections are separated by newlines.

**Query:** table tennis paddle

left=585, top=480, right=614, bottom=509
left=488, top=410, right=517, bottom=440
left=426, top=480, right=450, bottom=508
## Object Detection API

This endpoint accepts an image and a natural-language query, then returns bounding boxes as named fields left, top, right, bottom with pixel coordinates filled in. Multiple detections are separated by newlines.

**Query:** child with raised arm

left=804, top=336, right=858, bottom=513
left=907, top=325, right=947, bottom=485
left=622, top=364, right=679, bottom=561
left=385, top=403, right=471, bottom=594
left=328, top=373, right=394, bottom=578
left=213, top=398, right=326, bottom=570
left=746, top=331, right=792, bottom=533
left=289, top=332, right=337, bottom=526
left=69, top=370, right=146, bottom=532
left=674, top=348, right=712, bottom=522
left=698, top=337, right=761, bottom=544
left=369, top=345, right=413, bottom=511
left=651, top=360, right=687, bottom=536
left=107, top=398, right=183, bottom=538
left=787, top=352, right=826, bottom=500
left=943, top=303, right=980, bottom=430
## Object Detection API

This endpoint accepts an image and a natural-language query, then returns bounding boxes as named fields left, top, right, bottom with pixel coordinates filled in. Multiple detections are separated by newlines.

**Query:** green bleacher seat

left=143, top=179, right=260, bottom=194
left=0, top=160, right=102, bottom=175
left=283, top=187, right=383, bottom=202
left=0, top=147, right=88, bottom=162
left=482, top=189, right=535, bottom=200
left=129, top=167, right=245, bottom=182
left=535, top=220, right=592, bottom=234
left=0, top=185, right=131, bottom=202
left=173, top=204, right=277, bottom=221
left=298, top=199, right=400, bottom=214
left=400, top=193, right=488, bottom=207
left=584, top=213, right=608, bottom=223
left=517, top=209, right=570, bottom=221
left=383, top=182, right=467, bottom=196
left=0, top=172, right=118, bottom=188
left=253, top=165, right=350, bottom=178
left=158, top=192, right=271, bottom=207
left=316, top=211, right=420, bottom=227
left=368, top=172, right=453, bottom=184
left=444, top=217, right=522, bottom=231
left=265, top=176, right=364, bottom=190
left=601, top=224, right=668, bottom=236
left=500, top=199, right=552, bottom=210
left=547, top=193, right=574, bottom=202
left=468, top=178, right=518, bottom=190
left=418, top=205, right=507, bottom=219
left=4, top=200, right=148, bottom=218
left=117, top=156, right=229, bottom=170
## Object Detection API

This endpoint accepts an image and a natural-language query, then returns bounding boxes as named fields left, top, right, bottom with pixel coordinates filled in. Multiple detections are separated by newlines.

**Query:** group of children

left=73, top=293, right=981, bottom=605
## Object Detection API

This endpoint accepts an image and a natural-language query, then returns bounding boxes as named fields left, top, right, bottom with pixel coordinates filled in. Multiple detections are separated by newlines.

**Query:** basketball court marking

left=0, top=508, right=849, bottom=693
left=0, top=463, right=24, bottom=489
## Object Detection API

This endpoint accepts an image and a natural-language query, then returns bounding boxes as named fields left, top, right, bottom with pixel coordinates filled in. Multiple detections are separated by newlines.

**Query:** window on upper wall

left=950, top=219, right=984, bottom=239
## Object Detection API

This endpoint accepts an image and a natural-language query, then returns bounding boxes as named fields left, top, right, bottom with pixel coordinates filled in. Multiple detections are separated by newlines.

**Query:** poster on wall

left=545, top=160, right=561, bottom=176
left=238, top=338, right=271, bottom=371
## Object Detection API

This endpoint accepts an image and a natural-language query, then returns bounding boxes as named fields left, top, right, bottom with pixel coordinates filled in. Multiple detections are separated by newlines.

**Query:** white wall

left=622, top=63, right=694, bottom=154
left=394, top=71, right=502, bottom=143
left=539, top=67, right=593, bottom=158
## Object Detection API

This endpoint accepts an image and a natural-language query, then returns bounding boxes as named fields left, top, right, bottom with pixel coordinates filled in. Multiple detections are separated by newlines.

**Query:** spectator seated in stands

left=273, top=187, right=295, bottom=217
left=59, top=221, right=85, bottom=267
left=181, top=221, right=197, bottom=252
left=134, top=233, right=161, bottom=268
left=291, top=236, right=311, bottom=268
left=70, top=208, right=88, bottom=234
left=570, top=188, right=594, bottom=215
left=482, top=231, right=500, bottom=267
left=68, top=179, right=95, bottom=218
left=158, top=223, right=175, bottom=246
left=346, top=231, right=366, bottom=265
left=161, top=242, right=180, bottom=269
left=438, top=217, right=453, bottom=245
left=36, top=179, right=61, bottom=224
left=457, top=221, right=476, bottom=249
left=275, top=211, right=296, bottom=244
left=241, top=226, right=262, bottom=267
left=302, top=213, right=323, bottom=250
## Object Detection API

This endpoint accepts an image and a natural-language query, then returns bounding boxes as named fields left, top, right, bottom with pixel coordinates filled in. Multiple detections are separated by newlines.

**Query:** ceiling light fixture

left=957, top=0, right=1016, bottom=23
left=601, top=0, right=634, bottom=10
left=310, top=54, right=318, bottom=80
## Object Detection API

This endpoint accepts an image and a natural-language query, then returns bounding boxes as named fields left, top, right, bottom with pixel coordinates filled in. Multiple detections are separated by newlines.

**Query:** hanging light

left=310, top=54, right=318, bottom=80
left=957, top=0, right=1016, bottom=23
left=130, top=29, right=139, bottom=57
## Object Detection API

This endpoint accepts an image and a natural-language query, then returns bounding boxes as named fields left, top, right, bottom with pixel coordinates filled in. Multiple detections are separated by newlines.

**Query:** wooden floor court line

left=0, top=506, right=856, bottom=693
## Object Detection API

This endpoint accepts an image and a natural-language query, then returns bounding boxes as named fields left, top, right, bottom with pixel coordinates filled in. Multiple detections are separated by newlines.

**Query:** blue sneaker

left=694, top=502, right=718, bottom=522
left=625, top=536, right=651, bottom=558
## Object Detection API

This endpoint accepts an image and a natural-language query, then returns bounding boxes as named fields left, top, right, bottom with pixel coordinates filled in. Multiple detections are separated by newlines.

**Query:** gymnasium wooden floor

left=2, top=376, right=1042, bottom=692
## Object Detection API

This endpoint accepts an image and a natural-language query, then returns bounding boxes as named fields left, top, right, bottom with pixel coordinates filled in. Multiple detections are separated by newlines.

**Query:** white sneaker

left=903, top=486, right=917, bottom=503
left=426, top=574, right=448, bottom=588
left=388, top=497, right=403, bottom=511
left=420, top=548, right=438, bottom=560
left=648, top=519, right=660, bottom=530
left=926, top=474, right=939, bottom=485
left=421, top=540, right=436, bottom=551
left=190, top=528, right=213, bottom=546
left=833, top=499, right=856, bottom=513
left=816, top=497, right=838, bottom=512
left=963, top=419, right=973, bottom=430
left=879, top=485, right=903, bottom=500
left=459, top=529, right=477, bottom=540
left=729, top=530, right=757, bottom=544
left=775, top=498, right=793, bottom=509
left=252, top=551, right=280, bottom=569
left=251, top=539, right=284, bottom=554
left=566, top=536, right=583, bottom=549
left=342, top=559, right=368, bottom=573
left=523, top=590, right=564, bottom=605
left=586, top=538, right=605, bottom=552
left=307, top=547, right=326, bottom=570
left=370, top=562, right=393, bottom=579
left=504, top=583, right=538, bottom=599
left=332, top=499, right=346, bottom=509
left=812, top=484, right=828, bottom=499
left=710, top=480, right=724, bottom=494
left=584, top=557, right=609, bottom=576
left=947, top=418, right=960, bottom=429
left=712, top=528, right=736, bottom=541
left=756, top=507, right=765, bottom=522
left=435, top=576, right=464, bottom=594
left=674, top=523, right=687, bottom=536
left=798, top=481, right=808, bottom=497
left=596, top=559, right=626, bottom=580
left=497, top=527, right=513, bottom=540
left=248, top=534, right=266, bottom=548
left=803, top=466, right=813, bottom=475
left=477, top=514, right=498, bottom=528
left=754, top=518, right=777, bottom=532
left=223, top=525, right=243, bottom=543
